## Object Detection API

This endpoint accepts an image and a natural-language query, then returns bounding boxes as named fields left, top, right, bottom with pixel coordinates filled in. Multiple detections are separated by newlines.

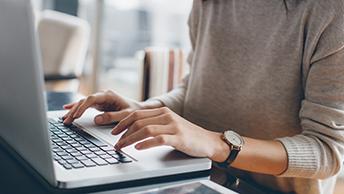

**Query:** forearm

left=211, top=133, right=288, bottom=176
left=232, top=137, right=288, bottom=175
left=137, top=102, right=288, bottom=176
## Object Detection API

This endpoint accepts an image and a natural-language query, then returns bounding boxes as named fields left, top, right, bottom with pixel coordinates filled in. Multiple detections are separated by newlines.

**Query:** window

left=79, top=0, right=192, bottom=99
left=37, top=0, right=193, bottom=100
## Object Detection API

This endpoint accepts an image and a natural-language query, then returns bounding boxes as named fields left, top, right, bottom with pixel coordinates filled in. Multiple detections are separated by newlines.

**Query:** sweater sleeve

left=277, top=9, right=344, bottom=178
left=151, top=54, right=192, bottom=115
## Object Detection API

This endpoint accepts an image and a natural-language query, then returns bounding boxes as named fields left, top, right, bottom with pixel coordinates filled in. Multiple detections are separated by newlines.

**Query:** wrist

left=138, top=99, right=164, bottom=110
left=208, top=132, right=231, bottom=162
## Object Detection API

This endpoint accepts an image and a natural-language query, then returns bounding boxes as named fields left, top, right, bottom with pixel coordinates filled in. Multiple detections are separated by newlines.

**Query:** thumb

left=94, top=110, right=132, bottom=125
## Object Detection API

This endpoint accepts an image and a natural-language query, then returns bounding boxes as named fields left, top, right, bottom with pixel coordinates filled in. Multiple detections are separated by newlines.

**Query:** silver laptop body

left=0, top=0, right=211, bottom=190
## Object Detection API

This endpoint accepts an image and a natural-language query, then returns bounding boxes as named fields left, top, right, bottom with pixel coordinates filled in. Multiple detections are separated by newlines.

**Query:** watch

left=219, top=130, right=244, bottom=168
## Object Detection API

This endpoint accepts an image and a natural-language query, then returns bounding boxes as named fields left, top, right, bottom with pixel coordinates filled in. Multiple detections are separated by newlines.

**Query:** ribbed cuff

left=276, top=135, right=319, bottom=178
left=151, top=93, right=183, bottom=115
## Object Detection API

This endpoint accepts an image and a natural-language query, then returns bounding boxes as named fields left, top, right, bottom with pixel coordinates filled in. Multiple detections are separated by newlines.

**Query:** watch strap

left=218, top=131, right=243, bottom=168
left=219, top=146, right=239, bottom=168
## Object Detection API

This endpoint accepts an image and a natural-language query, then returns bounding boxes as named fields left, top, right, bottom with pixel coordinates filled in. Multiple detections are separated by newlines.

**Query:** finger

left=72, top=95, right=99, bottom=119
left=63, top=100, right=83, bottom=125
left=94, top=110, right=132, bottom=125
left=112, top=107, right=168, bottom=135
left=62, top=102, right=79, bottom=119
left=62, top=104, right=78, bottom=120
left=135, top=135, right=175, bottom=150
left=115, top=125, right=171, bottom=149
left=63, top=99, right=84, bottom=118
left=120, top=114, right=170, bottom=139
left=63, top=102, right=77, bottom=110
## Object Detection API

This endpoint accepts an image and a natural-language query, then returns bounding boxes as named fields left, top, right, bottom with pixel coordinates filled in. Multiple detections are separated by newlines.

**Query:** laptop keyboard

left=49, top=119, right=132, bottom=170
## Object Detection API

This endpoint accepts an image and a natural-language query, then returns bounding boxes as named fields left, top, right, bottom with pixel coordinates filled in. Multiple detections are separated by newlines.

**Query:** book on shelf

left=138, top=47, right=187, bottom=101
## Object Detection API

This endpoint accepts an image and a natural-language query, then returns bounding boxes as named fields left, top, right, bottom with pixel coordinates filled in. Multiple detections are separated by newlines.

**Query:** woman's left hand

left=112, top=107, right=229, bottom=162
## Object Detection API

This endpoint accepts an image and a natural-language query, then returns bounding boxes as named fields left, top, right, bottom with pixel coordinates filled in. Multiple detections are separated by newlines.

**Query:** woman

left=63, top=1, right=344, bottom=193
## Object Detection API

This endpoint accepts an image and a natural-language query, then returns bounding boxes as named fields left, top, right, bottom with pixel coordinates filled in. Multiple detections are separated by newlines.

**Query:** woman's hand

left=62, top=90, right=144, bottom=125
left=113, top=107, right=230, bottom=162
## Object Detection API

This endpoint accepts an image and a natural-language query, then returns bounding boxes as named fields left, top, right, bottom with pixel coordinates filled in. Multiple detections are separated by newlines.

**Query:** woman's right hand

left=62, top=90, right=143, bottom=126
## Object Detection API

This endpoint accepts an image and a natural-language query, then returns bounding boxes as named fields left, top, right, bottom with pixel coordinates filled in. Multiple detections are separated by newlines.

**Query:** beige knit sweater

left=155, top=0, right=344, bottom=193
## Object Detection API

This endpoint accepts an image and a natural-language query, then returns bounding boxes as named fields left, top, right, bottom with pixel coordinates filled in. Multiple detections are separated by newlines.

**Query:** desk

left=0, top=92, right=266, bottom=194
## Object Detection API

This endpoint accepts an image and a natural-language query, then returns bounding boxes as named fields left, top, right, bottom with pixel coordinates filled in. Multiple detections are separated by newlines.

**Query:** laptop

left=0, top=0, right=211, bottom=190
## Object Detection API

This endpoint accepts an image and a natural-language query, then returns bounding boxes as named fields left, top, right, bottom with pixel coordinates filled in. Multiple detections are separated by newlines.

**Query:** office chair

left=38, top=10, right=90, bottom=92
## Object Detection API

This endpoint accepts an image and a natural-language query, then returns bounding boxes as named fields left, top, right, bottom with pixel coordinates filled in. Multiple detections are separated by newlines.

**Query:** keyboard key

left=56, top=142, right=67, bottom=146
left=76, top=155, right=89, bottom=161
left=69, top=124, right=78, bottom=129
left=105, top=158, right=119, bottom=164
left=81, top=160, right=97, bottom=167
left=51, top=128, right=60, bottom=133
left=63, top=164, right=73, bottom=170
left=100, top=154, right=113, bottom=159
left=78, top=139, right=89, bottom=144
left=116, top=152, right=132, bottom=163
left=52, top=129, right=63, bottom=134
left=70, top=152, right=83, bottom=157
left=52, top=147, right=62, bottom=152
left=59, top=134, right=69, bottom=138
left=86, top=153, right=98, bottom=158
left=61, top=145, right=72, bottom=150
left=65, top=139, right=75, bottom=144
left=95, top=150, right=107, bottom=155
left=107, top=153, right=120, bottom=159
left=105, top=150, right=117, bottom=156
left=84, top=144, right=97, bottom=149
left=54, top=123, right=65, bottom=127
left=81, top=150, right=92, bottom=155
left=70, top=143, right=82, bottom=148
left=102, top=146, right=115, bottom=151
left=66, top=158, right=79, bottom=164
left=70, top=134, right=79, bottom=138
left=61, top=155, right=74, bottom=160
left=71, top=162, right=85, bottom=169
left=82, top=142, right=93, bottom=147
left=65, top=148, right=79, bottom=153
left=60, top=128, right=71, bottom=133
left=76, top=146, right=88, bottom=151
left=52, top=139, right=63, bottom=144
left=118, top=157, right=132, bottom=163
left=88, top=147, right=101, bottom=151
left=56, top=125, right=69, bottom=130
left=88, top=139, right=108, bottom=147
left=53, top=154, right=60, bottom=160
left=64, top=131, right=75, bottom=135
left=56, top=151, right=69, bottom=156
left=92, top=158, right=108, bottom=166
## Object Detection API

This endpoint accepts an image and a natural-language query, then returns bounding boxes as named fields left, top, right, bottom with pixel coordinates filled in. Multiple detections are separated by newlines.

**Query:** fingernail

left=95, top=116, right=103, bottom=123
left=111, top=128, right=117, bottom=135
left=135, top=144, right=142, bottom=150
left=114, top=144, right=121, bottom=150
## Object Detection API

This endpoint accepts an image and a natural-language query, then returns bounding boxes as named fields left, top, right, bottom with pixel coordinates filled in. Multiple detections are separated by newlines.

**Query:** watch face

left=224, top=131, right=244, bottom=147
